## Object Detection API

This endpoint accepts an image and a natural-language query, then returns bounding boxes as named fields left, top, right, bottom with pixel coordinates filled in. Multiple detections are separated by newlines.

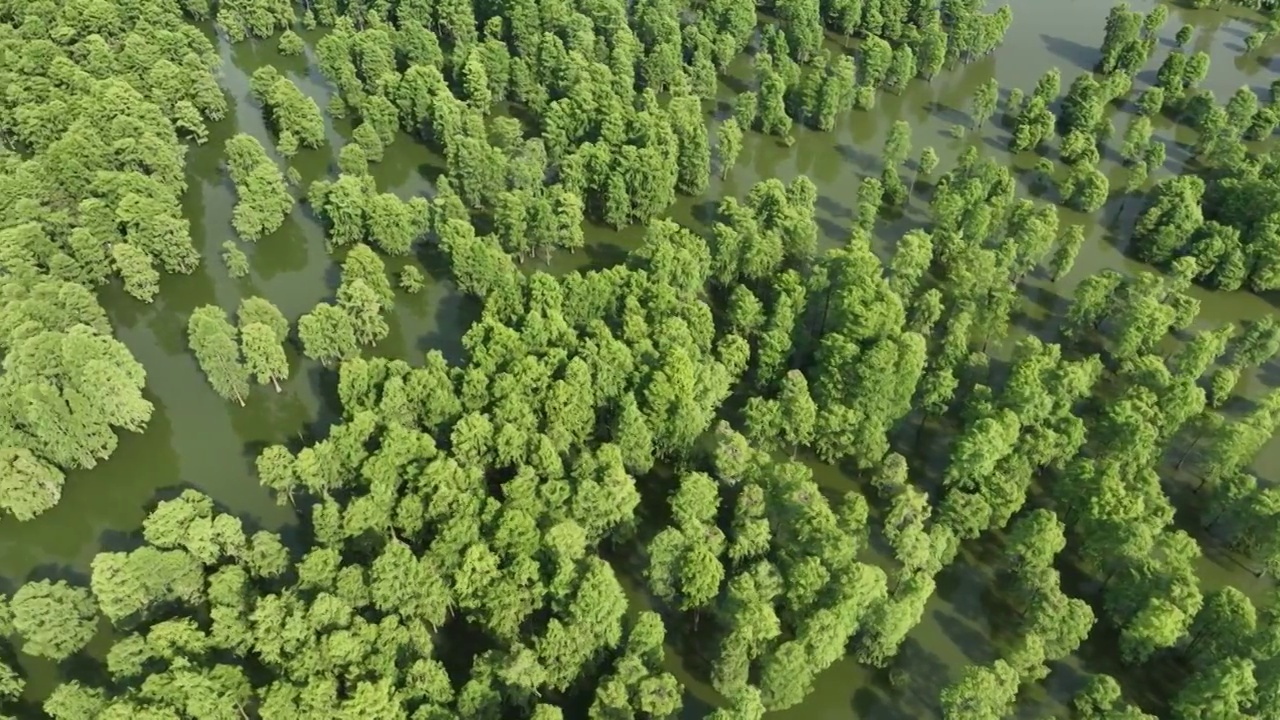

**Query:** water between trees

left=2, top=0, right=1278, bottom=715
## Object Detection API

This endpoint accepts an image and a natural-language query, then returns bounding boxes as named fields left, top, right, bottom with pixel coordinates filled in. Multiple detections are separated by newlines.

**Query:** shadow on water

left=924, top=100, right=970, bottom=128
left=1040, top=33, right=1101, bottom=72
left=933, top=610, right=997, bottom=665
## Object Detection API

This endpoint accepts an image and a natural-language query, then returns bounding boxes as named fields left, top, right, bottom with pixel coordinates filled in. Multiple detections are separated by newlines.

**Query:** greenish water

left=2, top=1, right=1278, bottom=716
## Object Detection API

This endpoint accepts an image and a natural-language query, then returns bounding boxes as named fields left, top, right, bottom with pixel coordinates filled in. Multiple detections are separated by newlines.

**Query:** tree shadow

left=721, top=73, right=751, bottom=96
left=690, top=198, right=721, bottom=229
left=835, top=142, right=878, bottom=174
left=22, top=562, right=94, bottom=587
left=816, top=194, right=853, bottom=222
left=1254, top=357, right=1280, bottom=388
left=924, top=100, right=969, bottom=128
left=1040, top=34, right=1100, bottom=72
left=817, top=215, right=847, bottom=243
left=888, top=636, right=952, bottom=716
left=261, top=221, right=317, bottom=282
left=417, top=284, right=478, bottom=365
left=416, top=160, right=446, bottom=188
left=852, top=686, right=920, bottom=720
left=300, top=362, right=343, bottom=442
left=932, top=610, right=997, bottom=664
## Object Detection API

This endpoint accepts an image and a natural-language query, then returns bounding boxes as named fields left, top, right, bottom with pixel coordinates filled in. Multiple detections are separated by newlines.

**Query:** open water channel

left=2, top=0, right=1279, bottom=716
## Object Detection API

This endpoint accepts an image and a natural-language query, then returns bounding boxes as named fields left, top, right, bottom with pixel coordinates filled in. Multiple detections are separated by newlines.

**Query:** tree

left=940, top=659, right=1020, bottom=720
left=890, top=229, right=933, bottom=299
left=1172, top=657, right=1257, bottom=720
left=278, top=29, right=303, bottom=55
left=1051, top=225, right=1086, bottom=281
left=225, top=134, right=294, bottom=242
left=0, top=448, right=65, bottom=521
left=10, top=580, right=98, bottom=660
left=777, top=370, right=817, bottom=453
left=240, top=323, right=289, bottom=392
left=717, top=118, right=744, bottom=179
left=885, top=44, right=916, bottom=94
left=298, top=303, right=359, bottom=366
left=221, top=241, right=250, bottom=278
left=188, top=306, right=249, bottom=405
left=883, top=121, right=912, bottom=167
left=1232, top=317, right=1280, bottom=370
left=971, top=78, right=999, bottom=129
left=400, top=265, right=426, bottom=293
left=917, top=147, right=939, bottom=185
left=1186, top=587, right=1257, bottom=665
left=1062, top=165, right=1110, bottom=212
left=1074, top=674, right=1154, bottom=719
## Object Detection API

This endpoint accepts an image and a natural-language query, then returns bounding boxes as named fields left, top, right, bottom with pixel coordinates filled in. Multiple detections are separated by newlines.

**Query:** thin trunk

left=1194, top=474, right=1210, bottom=493
left=272, top=376, right=281, bottom=392
left=1176, top=430, right=1207, bottom=470
left=1184, top=628, right=1207, bottom=656
left=814, top=286, right=833, bottom=337
left=1204, top=508, right=1226, bottom=530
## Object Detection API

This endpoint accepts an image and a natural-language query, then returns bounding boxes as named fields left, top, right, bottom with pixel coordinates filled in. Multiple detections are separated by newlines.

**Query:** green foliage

left=278, top=29, right=304, bottom=56
left=15, top=0, right=1280, bottom=716
left=11, top=580, right=98, bottom=660
left=188, top=306, right=249, bottom=405
left=250, top=66, right=326, bottom=153
left=400, top=265, right=426, bottom=293
left=225, top=134, right=295, bottom=242
left=221, top=241, right=251, bottom=278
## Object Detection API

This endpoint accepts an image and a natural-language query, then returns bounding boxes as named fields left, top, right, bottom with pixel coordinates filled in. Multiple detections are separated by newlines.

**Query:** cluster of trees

left=189, top=297, right=292, bottom=403
left=308, top=147, right=432, bottom=254
left=976, top=2, right=1280, bottom=294
left=1000, top=3, right=1175, bottom=214
left=226, top=134, right=296, bottom=242
left=250, top=65, right=327, bottom=156
left=237, top=0, right=1016, bottom=252
left=295, top=244, right=399, bottom=367
left=8, top=0, right=1280, bottom=717
left=12, top=108, right=1280, bottom=713
left=0, top=0, right=231, bottom=519
left=1113, top=12, right=1280, bottom=291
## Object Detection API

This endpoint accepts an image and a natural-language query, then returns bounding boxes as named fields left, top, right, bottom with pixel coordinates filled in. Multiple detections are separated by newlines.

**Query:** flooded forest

left=2, top=0, right=1280, bottom=717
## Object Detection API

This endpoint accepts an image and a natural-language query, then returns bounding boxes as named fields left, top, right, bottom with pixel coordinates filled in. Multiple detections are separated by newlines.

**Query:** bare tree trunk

left=1176, top=430, right=1208, bottom=470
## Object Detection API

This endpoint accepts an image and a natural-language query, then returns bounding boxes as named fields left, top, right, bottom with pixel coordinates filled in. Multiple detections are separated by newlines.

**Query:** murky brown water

left=2, top=1, right=1277, bottom=716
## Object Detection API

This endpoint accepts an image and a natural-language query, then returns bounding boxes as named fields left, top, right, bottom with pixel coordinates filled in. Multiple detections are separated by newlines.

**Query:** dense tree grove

left=5, top=0, right=1280, bottom=717
left=0, top=0, right=229, bottom=519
